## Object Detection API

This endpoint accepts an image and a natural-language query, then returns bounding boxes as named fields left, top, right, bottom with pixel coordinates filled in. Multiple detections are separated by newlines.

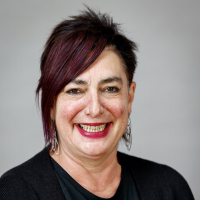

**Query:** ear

left=128, top=82, right=136, bottom=114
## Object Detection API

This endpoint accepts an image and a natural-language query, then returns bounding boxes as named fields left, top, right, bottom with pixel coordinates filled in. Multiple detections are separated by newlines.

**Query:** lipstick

left=75, top=123, right=111, bottom=139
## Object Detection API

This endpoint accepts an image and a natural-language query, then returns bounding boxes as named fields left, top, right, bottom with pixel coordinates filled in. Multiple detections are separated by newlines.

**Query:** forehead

left=74, top=49, right=127, bottom=83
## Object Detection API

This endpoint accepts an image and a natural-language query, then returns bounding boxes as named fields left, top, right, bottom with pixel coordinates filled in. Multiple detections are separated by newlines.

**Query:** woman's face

left=51, top=48, right=136, bottom=159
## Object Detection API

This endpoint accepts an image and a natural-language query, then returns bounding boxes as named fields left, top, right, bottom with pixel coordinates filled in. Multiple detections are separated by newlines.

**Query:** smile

left=75, top=123, right=111, bottom=139
left=78, top=124, right=107, bottom=132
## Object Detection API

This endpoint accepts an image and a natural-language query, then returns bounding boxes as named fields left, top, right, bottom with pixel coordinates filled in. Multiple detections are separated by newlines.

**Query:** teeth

left=79, top=124, right=107, bottom=132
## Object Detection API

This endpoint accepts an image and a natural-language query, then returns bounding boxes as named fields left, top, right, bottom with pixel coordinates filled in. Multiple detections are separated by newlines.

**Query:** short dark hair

left=36, top=7, right=138, bottom=146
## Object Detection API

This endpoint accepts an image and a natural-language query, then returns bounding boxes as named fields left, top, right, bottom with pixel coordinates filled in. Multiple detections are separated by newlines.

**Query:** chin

left=77, top=142, right=110, bottom=157
left=78, top=139, right=118, bottom=159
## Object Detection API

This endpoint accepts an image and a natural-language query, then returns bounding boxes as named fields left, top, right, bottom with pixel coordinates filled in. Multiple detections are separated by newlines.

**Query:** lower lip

left=75, top=123, right=111, bottom=139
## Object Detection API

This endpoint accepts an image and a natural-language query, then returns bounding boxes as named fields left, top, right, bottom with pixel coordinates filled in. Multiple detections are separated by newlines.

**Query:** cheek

left=112, top=104, right=124, bottom=116
left=57, top=100, right=84, bottom=122
left=103, top=98, right=127, bottom=118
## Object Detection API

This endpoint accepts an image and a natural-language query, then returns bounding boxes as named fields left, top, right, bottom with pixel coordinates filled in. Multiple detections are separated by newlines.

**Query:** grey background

left=0, top=0, right=199, bottom=198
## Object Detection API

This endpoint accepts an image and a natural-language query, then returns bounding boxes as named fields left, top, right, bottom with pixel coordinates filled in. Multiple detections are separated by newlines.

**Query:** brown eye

left=66, top=89, right=83, bottom=95
left=104, top=87, right=119, bottom=93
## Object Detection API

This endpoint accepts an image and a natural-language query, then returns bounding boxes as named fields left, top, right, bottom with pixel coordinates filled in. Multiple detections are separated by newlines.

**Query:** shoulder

left=117, top=151, right=194, bottom=199
left=0, top=148, right=54, bottom=200
left=117, top=151, right=188, bottom=182
left=1, top=147, right=50, bottom=179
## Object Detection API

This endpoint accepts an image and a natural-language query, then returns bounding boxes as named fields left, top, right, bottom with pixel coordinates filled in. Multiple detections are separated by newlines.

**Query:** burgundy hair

left=36, top=7, right=138, bottom=146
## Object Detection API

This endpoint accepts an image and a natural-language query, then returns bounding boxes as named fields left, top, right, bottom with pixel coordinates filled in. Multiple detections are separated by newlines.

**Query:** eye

left=104, top=87, right=120, bottom=93
left=66, top=88, right=83, bottom=95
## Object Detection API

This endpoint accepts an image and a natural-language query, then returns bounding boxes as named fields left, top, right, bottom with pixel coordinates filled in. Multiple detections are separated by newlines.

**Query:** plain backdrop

left=0, top=0, right=199, bottom=198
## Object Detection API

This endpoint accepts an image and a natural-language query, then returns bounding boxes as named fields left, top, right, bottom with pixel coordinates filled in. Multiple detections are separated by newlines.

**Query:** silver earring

left=123, top=116, right=132, bottom=151
left=51, top=119, right=59, bottom=154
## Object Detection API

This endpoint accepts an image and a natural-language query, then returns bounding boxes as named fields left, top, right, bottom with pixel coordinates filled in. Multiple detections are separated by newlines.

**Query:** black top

left=0, top=147, right=195, bottom=200
left=51, top=157, right=141, bottom=200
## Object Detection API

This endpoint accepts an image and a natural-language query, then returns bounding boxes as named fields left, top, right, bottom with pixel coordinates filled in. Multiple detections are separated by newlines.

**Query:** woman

left=0, top=8, right=194, bottom=200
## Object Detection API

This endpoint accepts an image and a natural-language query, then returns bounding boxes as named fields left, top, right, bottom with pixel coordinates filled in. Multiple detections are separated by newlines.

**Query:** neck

left=50, top=146, right=121, bottom=198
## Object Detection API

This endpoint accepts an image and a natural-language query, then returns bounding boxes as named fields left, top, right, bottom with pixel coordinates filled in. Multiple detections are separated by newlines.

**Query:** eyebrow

left=71, top=76, right=123, bottom=86
left=99, top=76, right=123, bottom=85
left=70, top=79, right=87, bottom=85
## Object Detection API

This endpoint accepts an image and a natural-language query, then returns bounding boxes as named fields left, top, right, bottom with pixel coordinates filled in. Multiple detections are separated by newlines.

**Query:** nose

left=84, top=92, right=104, bottom=117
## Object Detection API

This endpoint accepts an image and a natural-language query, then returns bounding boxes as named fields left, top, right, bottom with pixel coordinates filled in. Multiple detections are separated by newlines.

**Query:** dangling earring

left=51, top=119, right=59, bottom=154
left=124, top=116, right=132, bottom=151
